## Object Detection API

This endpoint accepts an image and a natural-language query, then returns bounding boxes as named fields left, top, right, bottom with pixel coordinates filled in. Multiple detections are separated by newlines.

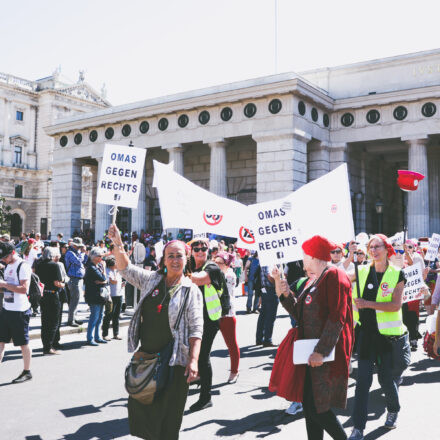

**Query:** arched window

left=10, top=213, right=22, bottom=237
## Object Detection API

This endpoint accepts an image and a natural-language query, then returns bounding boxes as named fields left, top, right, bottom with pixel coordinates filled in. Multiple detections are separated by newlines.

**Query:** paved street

left=1, top=291, right=440, bottom=440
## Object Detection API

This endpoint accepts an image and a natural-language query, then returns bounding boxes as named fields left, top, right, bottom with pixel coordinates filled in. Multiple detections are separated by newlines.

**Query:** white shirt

left=24, top=248, right=39, bottom=268
left=107, top=267, right=123, bottom=297
left=333, top=260, right=355, bottom=277
left=3, top=257, right=31, bottom=312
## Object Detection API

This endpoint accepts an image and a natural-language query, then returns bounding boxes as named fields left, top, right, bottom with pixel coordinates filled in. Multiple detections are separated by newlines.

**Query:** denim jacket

left=65, top=247, right=87, bottom=278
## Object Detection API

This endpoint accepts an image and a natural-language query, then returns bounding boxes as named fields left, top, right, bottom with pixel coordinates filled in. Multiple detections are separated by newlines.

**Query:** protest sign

left=402, top=263, right=425, bottom=303
left=425, top=233, right=440, bottom=262
left=247, top=196, right=303, bottom=267
left=154, top=240, right=164, bottom=263
left=97, top=144, right=147, bottom=208
left=390, top=231, right=404, bottom=246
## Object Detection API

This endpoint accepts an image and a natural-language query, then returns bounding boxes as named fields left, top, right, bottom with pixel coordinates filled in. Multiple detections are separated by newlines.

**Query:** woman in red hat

left=271, top=235, right=353, bottom=440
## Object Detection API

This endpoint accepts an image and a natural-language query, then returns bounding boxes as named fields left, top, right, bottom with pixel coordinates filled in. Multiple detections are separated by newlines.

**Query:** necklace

left=165, top=274, right=183, bottom=288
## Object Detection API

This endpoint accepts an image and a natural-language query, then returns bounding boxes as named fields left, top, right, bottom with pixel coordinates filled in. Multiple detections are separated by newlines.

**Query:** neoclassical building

left=0, top=70, right=109, bottom=238
left=46, top=49, right=440, bottom=240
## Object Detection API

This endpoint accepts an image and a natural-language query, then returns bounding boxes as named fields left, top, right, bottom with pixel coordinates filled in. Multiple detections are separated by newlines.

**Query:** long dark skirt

left=128, top=365, right=189, bottom=440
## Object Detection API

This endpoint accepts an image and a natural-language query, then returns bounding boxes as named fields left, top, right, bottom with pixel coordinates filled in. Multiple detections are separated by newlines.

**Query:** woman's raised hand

left=108, top=224, right=123, bottom=246
left=271, top=266, right=281, bottom=279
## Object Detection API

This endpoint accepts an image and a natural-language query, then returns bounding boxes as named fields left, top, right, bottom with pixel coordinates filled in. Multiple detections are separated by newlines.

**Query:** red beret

left=302, top=235, right=337, bottom=262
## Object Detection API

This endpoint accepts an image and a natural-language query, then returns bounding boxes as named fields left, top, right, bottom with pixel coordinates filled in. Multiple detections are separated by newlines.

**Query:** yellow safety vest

left=203, top=263, right=222, bottom=321
left=352, top=264, right=406, bottom=336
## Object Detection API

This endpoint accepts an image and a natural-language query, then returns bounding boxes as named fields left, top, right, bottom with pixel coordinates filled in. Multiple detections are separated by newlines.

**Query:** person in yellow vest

left=348, top=234, right=406, bottom=440
left=189, top=238, right=231, bottom=411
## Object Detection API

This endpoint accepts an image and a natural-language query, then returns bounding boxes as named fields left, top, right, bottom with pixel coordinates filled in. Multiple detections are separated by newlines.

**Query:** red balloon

left=397, top=170, right=425, bottom=192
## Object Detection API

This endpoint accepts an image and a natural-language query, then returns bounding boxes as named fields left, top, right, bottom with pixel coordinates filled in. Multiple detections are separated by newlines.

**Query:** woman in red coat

left=272, top=235, right=353, bottom=440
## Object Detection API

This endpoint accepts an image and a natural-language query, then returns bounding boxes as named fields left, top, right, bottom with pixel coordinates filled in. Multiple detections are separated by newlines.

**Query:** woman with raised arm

left=108, top=224, right=203, bottom=440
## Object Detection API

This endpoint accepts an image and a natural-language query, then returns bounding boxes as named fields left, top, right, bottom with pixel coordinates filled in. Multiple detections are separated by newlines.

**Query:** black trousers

left=40, top=292, right=61, bottom=351
left=102, top=296, right=122, bottom=337
left=198, top=319, right=219, bottom=401
left=303, top=368, right=347, bottom=440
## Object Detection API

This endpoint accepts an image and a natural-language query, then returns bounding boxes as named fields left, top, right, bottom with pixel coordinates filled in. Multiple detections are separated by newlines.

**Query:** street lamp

left=375, top=199, right=384, bottom=233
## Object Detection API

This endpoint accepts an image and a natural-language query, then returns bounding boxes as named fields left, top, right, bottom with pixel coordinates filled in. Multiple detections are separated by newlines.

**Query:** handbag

left=124, top=285, right=190, bottom=405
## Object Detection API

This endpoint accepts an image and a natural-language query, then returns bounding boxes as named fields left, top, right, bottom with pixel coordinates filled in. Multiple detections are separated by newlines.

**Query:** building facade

left=46, top=49, right=440, bottom=240
left=0, top=70, right=109, bottom=238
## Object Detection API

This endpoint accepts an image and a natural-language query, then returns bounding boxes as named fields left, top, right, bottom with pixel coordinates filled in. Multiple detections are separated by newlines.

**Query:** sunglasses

left=330, top=250, right=342, bottom=254
left=355, top=252, right=365, bottom=256
left=193, top=246, right=208, bottom=253
left=407, top=246, right=413, bottom=249
left=394, top=249, right=405, bottom=255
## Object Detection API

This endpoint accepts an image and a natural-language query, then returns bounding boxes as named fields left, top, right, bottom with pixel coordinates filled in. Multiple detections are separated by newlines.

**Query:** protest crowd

left=1, top=221, right=440, bottom=440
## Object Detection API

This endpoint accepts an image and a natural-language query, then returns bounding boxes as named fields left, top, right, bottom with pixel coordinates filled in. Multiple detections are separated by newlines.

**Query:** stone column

left=405, top=137, right=430, bottom=237
left=131, top=170, right=146, bottom=235
left=329, top=143, right=348, bottom=171
left=2, top=99, right=10, bottom=165
left=253, top=129, right=310, bottom=202
left=428, top=145, right=440, bottom=234
left=308, top=140, right=329, bottom=181
left=95, top=158, right=110, bottom=241
left=166, top=143, right=184, bottom=175
left=51, top=159, right=82, bottom=238
left=207, top=139, right=227, bottom=197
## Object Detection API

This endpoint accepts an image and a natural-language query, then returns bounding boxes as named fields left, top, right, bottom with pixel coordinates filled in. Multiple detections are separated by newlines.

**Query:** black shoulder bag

left=125, top=285, right=191, bottom=405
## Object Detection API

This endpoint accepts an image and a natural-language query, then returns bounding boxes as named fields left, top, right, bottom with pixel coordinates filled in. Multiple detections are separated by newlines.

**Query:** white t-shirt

left=3, top=257, right=31, bottom=312
left=24, top=248, right=39, bottom=268
left=106, top=267, right=123, bottom=297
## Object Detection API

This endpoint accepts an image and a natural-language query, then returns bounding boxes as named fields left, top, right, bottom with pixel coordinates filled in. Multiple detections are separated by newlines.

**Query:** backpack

left=16, top=262, right=44, bottom=305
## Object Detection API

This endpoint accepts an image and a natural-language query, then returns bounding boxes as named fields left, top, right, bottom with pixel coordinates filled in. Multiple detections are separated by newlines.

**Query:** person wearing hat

left=65, top=237, right=88, bottom=327
left=189, top=237, right=231, bottom=411
left=347, top=234, right=406, bottom=439
left=0, top=241, right=33, bottom=383
left=84, top=247, right=109, bottom=345
left=272, top=235, right=353, bottom=440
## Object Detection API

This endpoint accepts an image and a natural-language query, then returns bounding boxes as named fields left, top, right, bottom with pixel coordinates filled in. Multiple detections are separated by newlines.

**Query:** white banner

left=153, top=162, right=355, bottom=263
left=97, top=144, right=146, bottom=208
left=425, top=233, right=440, bottom=262
left=390, top=231, right=404, bottom=246
left=402, top=263, right=425, bottom=303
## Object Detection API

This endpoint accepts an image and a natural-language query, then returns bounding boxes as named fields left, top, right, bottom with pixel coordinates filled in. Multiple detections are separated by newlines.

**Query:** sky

left=2, top=0, right=440, bottom=106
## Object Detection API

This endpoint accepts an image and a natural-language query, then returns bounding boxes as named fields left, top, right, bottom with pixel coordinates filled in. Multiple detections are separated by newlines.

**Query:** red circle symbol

left=305, top=295, right=312, bottom=305
left=203, top=212, right=223, bottom=226
left=331, top=204, right=337, bottom=214
left=239, top=226, right=255, bottom=244
left=381, top=282, right=388, bottom=291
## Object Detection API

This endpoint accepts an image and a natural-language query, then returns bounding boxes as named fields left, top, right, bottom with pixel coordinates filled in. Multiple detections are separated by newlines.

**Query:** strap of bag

left=174, top=286, right=190, bottom=331
left=16, top=262, right=24, bottom=281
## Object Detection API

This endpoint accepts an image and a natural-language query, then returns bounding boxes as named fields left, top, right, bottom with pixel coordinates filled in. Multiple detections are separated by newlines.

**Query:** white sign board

left=402, top=263, right=425, bottom=303
left=390, top=231, right=404, bottom=246
left=154, top=240, right=164, bottom=264
left=293, top=339, right=335, bottom=365
left=97, top=144, right=147, bottom=208
left=425, top=233, right=440, bottom=262
left=248, top=197, right=303, bottom=267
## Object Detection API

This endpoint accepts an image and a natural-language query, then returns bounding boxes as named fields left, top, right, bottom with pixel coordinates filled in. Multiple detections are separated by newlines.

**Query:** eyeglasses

left=355, top=252, right=365, bottom=256
left=394, top=249, right=405, bottom=255
left=369, top=245, right=384, bottom=251
left=407, top=245, right=413, bottom=249
left=330, top=250, right=342, bottom=254
left=193, top=246, right=208, bottom=253
left=215, top=260, right=225, bottom=266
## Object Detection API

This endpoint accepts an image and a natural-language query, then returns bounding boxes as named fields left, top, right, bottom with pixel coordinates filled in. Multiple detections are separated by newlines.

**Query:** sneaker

left=384, top=411, right=398, bottom=429
left=348, top=428, right=364, bottom=440
left=12, top=370, right=32, bottom=384
left=285, top=402, right=303, bottom=415
left=189, top=398, right=213, bottom=412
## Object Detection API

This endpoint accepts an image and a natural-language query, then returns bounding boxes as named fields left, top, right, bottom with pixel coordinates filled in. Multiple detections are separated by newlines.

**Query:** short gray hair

left=89, top=247, right=104, bottom=260
left=42, top=246, right=60, bottom=260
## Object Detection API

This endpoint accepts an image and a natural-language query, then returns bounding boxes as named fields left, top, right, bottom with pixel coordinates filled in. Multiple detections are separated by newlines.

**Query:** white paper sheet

left=293, top=339, right=335, bottom=365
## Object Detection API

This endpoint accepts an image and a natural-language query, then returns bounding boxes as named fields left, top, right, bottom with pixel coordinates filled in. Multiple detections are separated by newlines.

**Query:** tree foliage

left=0, top=195, right=12, bottom=235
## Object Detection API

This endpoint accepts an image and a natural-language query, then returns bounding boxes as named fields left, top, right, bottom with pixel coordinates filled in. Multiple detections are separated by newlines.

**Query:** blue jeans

left=352, top=349, right=400, bottom=430
left=256, top=290, right=279, bottom=344
left=87, top=304, right=104, bottom=342
left=246, top=281, right=259, bottom=311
